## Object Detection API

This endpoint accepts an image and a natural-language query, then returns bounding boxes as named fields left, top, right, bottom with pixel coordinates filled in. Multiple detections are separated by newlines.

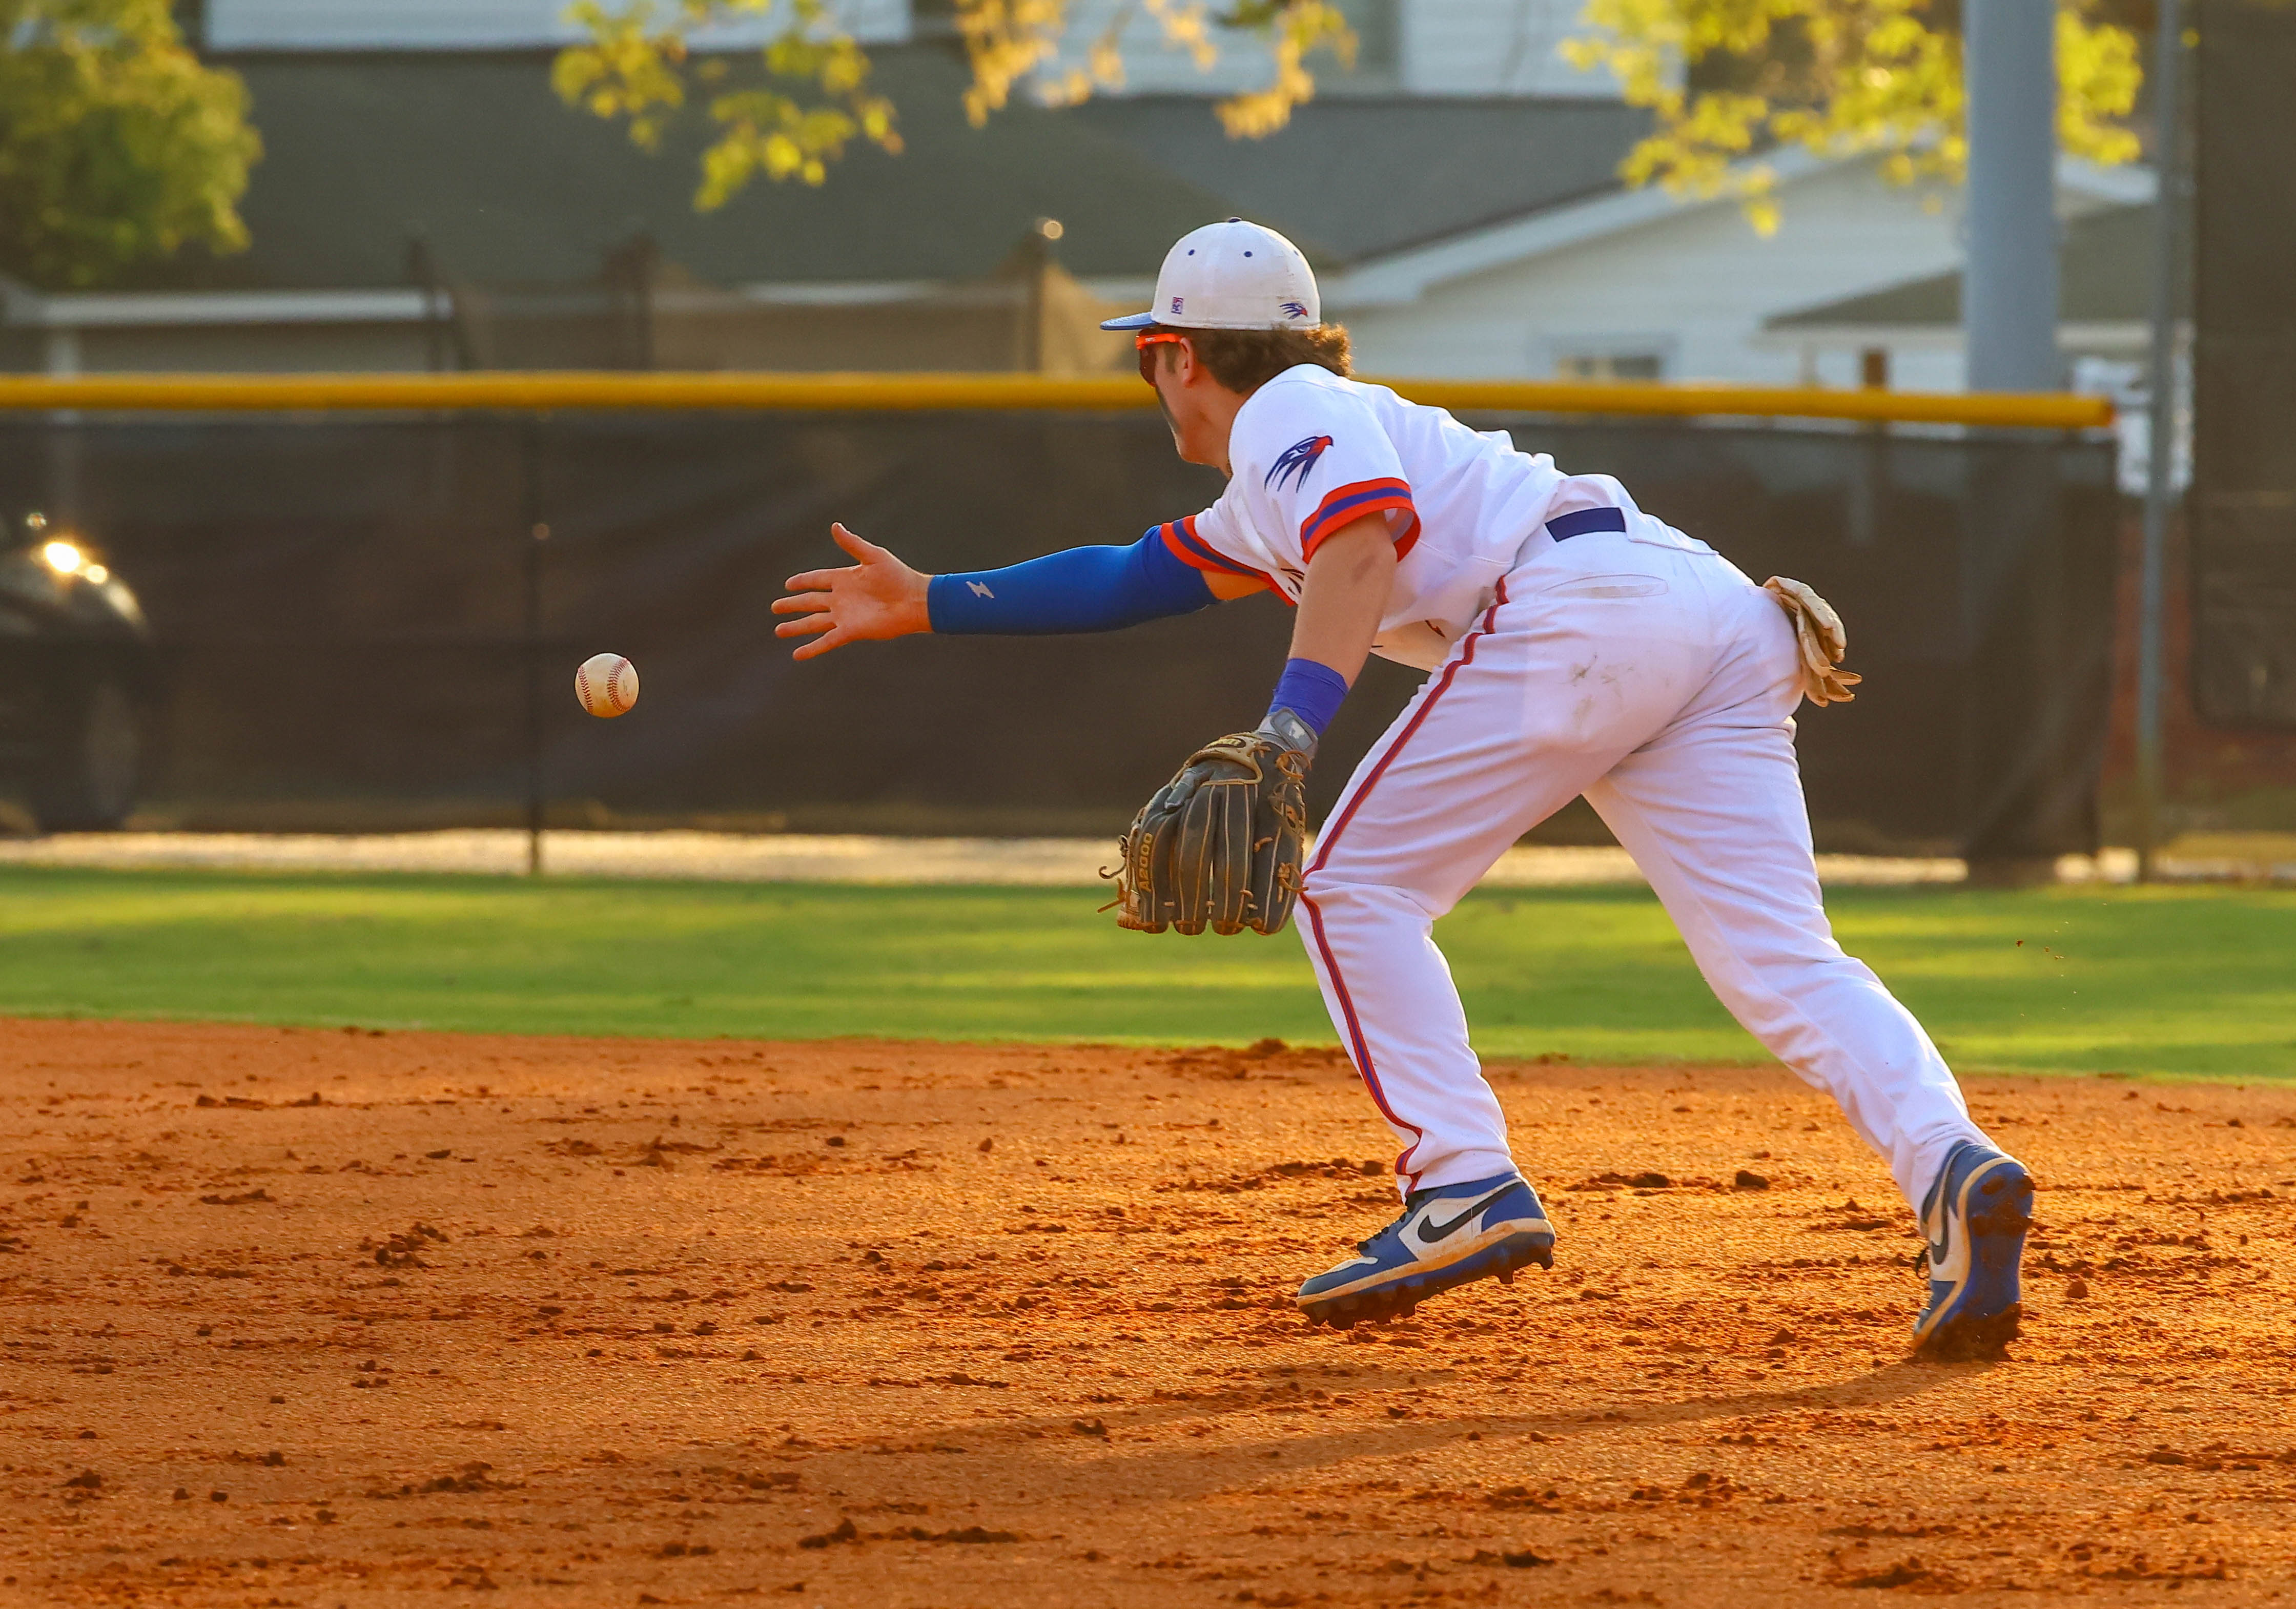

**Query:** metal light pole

left=2134, top=0, right=2188, bottom=883
left=1963, top=0, right=2062, bottom=393
left=1957, top=0, right=2061, bottom=879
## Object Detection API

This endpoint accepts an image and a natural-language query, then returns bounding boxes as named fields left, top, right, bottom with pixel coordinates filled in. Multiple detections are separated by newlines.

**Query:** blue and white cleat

left=1297, top=1171, right=1554, bottom=1328
left=1912, top=1141, right=2035, bottom=1359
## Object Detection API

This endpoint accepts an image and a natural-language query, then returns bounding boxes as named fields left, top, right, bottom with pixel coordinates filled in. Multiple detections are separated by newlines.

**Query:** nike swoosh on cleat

left=1416, top=1187, right=1513, bottom=1245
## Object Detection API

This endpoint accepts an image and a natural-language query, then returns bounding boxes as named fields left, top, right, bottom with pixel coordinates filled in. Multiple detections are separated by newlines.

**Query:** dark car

left=0, top=514, right=158, bottom=832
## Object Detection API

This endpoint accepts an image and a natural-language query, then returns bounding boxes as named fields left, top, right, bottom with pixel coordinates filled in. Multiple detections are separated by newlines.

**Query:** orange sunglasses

left=1135, top=329, right=1188, bottom=384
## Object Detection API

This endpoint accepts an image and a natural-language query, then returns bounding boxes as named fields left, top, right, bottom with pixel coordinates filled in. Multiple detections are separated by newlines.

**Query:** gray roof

left=1766, top=203, right=2168, bottom=330
left=1066, top=96, right=1650, bottom=262
left=121, top=48, right=1642, bottom=292
left=140, top=48, right=1224, bottom=290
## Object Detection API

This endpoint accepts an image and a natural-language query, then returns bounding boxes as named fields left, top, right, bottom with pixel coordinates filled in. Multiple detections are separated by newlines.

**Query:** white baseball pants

left=1298, top=521, right=1991, bottom=1216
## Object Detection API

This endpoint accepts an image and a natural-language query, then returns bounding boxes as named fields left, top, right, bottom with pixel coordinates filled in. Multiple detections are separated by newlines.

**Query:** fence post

left=2135, top=0, right=2187, bottom=883
left=523, top=418, right=548, bottom=877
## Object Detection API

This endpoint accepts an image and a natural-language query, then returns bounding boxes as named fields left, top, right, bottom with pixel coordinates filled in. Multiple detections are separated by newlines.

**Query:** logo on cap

left=1170, top=296, right=1185, bottom=316
left=1281, top=301, right=1310, bottom=321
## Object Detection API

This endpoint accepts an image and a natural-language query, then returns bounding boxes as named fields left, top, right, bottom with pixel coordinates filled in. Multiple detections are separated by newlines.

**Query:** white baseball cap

left=1101, top=218, right=1321, bottom=332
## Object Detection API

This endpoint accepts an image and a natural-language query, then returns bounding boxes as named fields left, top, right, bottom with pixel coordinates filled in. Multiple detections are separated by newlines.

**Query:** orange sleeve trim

left=1300, top=478, right=1418, bottom=561
left=1158, top=516, right=1283, bottom=594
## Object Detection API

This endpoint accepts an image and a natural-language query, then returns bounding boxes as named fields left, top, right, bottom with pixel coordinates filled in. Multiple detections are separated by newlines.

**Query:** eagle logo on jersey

left=1266, top=435, right=1334, bottom=492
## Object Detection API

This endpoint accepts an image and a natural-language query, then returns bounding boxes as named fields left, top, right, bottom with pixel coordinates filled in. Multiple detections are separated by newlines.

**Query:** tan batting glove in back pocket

left=1762, top=576, right=1862, bottom=707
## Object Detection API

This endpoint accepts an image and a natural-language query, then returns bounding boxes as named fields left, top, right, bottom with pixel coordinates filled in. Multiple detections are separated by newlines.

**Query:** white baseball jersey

left=1155, top=363, right=1633, bottom=669
left=1159, top=366, right=1996, bottom=1219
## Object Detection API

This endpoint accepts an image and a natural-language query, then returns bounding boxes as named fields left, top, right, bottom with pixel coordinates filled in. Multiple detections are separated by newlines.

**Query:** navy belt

left=1546, top=506, right=1629, bottom=542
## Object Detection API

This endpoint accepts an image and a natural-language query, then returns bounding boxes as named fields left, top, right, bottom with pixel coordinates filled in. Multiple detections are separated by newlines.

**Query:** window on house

left=1555, top=352, right=1666, bottom=382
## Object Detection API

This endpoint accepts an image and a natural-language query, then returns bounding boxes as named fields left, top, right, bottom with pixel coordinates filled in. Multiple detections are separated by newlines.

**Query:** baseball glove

left=1763, top=575, right=1862, bottom=707
left=1108, top=729, right=1310, bottom=936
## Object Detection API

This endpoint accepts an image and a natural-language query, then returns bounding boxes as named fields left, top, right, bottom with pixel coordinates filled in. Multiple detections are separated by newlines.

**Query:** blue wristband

left=1266, top=657, right=1351, bottom=738
left=927, top=531, right=1215, bottom=635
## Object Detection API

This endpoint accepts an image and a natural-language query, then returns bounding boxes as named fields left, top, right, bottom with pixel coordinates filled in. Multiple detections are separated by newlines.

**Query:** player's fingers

left=774, top=612, right=835, bottom=638
left=829, top=522, right=884, bottom=562
left=790, top=626, right=851, bottom=661
left=782, top=565, right=854, bottom=592
left=769, top=591, right=836, bottom=615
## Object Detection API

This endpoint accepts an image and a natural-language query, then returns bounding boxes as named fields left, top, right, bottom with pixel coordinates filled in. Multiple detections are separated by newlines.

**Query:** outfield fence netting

left=2192, top=0, right=2296, bottom=730
left=0, top=407, right=2117, bottom=861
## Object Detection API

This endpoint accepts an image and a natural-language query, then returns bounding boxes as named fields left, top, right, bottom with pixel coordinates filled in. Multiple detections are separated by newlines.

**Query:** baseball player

left=773, top=219, right=2035, bottom=1358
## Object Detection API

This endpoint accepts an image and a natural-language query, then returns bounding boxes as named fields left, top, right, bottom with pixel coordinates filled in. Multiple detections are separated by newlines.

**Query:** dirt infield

left=5, top=1019, right=2294, bottom=1607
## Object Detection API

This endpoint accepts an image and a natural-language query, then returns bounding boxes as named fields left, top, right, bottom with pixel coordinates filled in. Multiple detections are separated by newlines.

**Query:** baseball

left=575, top=652, right=639, bottom=718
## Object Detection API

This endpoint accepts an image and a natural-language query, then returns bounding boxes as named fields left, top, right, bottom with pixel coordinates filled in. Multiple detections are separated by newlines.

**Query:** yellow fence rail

left=0, top=372, right=2114, bottom=429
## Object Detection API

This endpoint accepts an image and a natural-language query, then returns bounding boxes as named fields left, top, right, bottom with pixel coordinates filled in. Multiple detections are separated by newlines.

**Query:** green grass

left=2, top=866, right=2292, bottom=1080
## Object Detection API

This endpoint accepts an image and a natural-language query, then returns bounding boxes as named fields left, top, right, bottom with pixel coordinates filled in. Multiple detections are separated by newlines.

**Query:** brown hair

left=1148, top=323, right=1352, bottom=393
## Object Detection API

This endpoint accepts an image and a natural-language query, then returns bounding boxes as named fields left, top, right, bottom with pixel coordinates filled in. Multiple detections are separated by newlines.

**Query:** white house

left=202, top=0, right=1609, bottom=95
left=202, top=0, right=915, bottom=50
left=1757, top=200, right=2185, bottom=489
left=1321, top=151, right=2157, bottom=387
left=3, top=0, right=2158, bottom=393
left=1048, top=0, right=1625, bottom=98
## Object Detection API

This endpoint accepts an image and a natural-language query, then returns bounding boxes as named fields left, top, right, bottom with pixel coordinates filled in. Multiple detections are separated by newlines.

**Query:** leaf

left=0, top=0, right=262, bottom=287
left=1215, top=1, right=1352, bottom=139
left=557, top=0, right=1355, bottom=207
left=1560, top=0, right=2143, bottom=232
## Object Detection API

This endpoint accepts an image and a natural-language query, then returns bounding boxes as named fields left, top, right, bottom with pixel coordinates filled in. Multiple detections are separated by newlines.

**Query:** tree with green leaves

left=1563, top=0, right=2144, bottom=234
left=562, top=1, right=2146, bottom=228
left=555, top=0, right=1356, bottom=210
left=0, top=0, right=261, bottom=289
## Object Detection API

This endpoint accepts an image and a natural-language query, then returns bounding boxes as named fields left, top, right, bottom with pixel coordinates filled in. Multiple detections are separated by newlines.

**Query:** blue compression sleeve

left=1266, top=657, right=1351, bottom=738
left=927, top=531, right=1217, bottom=635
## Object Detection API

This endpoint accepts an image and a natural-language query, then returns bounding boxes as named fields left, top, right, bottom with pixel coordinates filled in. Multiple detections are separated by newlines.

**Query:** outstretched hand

left=771, top=523, right=933, bottom=661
